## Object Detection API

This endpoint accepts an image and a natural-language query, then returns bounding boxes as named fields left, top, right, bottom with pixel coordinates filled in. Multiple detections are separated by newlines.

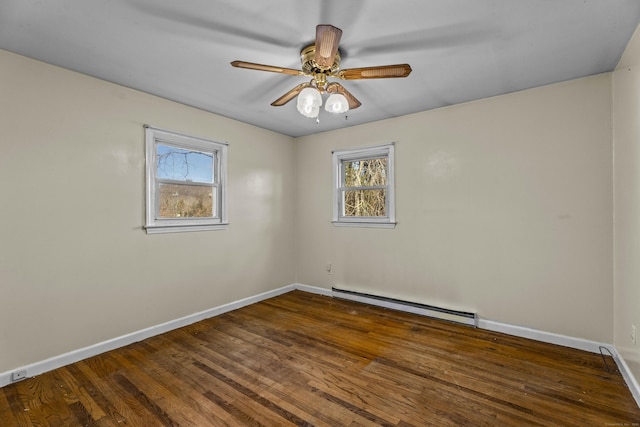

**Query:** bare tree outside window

left=343, top=157, right=387, bottom=217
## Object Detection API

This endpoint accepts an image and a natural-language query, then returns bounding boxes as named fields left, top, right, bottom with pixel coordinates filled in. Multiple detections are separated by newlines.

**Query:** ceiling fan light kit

left=231, top=24, right=412, bottom=120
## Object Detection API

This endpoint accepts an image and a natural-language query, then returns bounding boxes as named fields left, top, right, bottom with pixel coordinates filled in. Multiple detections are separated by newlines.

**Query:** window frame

left=144, top=125, right=228, bottom=234
left=332, top=143, right=396, bottom=228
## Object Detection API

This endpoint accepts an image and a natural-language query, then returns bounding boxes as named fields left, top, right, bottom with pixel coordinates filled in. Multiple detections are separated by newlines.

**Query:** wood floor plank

left=62, top=362, right=129, bottom=426
left=119, top=343, right=238, bottom=426
left=1, top=290, right=639, bottom=426
left=141, top=331, right=300, bottom=426
left=170, top=331, right=319, bottom=425
left=127, top=342, right=241, bottom=427
left=188, top=321, right=393, bottom=426
left=53, top=367, right=110, bottom=424
left=107, top=352, right=213, bottom=427
left=170, top=332, right=353, bottom=426
left=6, top=372, right=77, bottom=426
left=73, top=357, right=165, bottom=426
left=0, top=388, right=23, bottom=427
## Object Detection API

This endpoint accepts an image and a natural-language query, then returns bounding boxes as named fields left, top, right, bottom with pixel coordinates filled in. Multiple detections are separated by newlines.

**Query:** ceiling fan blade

left=231, top=60, right=304, bottom=76
left=271, top=83, right=312, bottom=106
left=315, top=25, right=342, bottom=68
left=338, top=64, right=412, bottom=80
left=326, top=83, right=361, bottom=110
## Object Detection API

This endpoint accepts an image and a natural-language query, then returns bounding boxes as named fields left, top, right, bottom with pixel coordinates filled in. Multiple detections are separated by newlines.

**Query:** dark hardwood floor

left=1, top=290, right=639, bottom=426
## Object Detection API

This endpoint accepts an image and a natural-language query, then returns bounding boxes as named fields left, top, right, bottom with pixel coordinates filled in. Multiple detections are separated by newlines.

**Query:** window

left=145, top=126, right=228, bottom=234
left=332, top=143, right=396, bottom=228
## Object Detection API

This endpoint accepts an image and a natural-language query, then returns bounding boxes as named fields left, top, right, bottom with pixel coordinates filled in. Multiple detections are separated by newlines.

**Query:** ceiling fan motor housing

left=300, top=44, right=341, bottom=75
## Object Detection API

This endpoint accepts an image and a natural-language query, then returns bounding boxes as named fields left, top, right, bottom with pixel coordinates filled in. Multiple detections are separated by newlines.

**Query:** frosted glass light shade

left=297, top=104, right=320, bottom=118
left=325, top=93, right=349, bottom=113
left=297, top=87, right=322, bottom=118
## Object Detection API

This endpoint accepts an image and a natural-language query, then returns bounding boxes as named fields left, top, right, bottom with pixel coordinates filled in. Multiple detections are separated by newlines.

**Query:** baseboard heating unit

left=332, top=287, right=478, bottom=327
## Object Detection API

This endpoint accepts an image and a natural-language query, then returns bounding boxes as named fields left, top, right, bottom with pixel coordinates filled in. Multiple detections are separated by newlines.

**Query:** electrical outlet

left=11, top=369, right=27, bottom=382
left=632, top=325, right=637, bottom=345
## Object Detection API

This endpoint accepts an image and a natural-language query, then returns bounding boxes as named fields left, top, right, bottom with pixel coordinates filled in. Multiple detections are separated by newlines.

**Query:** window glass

left=156, top=144, right=214, bottom=183
left=343, top=157, right=387, bottom=187
left=158, top=183, right=215, bottom=218
left=343, top=189, right=386, bottom=217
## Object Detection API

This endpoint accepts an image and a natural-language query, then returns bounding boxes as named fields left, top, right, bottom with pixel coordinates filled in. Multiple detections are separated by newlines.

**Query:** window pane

left=343, top=189, right=386, bottom=217
left=157, top=144, right=214, bottom=183
left=343, top=157, right=387, bottom=187
left=159, top=183, right=215, bottom=218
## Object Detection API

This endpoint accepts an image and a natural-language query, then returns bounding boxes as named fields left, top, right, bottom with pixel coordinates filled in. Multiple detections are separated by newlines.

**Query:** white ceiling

left=1, top=1, right=639, bottom=137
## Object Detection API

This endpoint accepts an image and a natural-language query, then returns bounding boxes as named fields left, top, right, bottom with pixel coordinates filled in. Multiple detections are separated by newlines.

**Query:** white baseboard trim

left=477, top=318, right=613, bottom=354
left=0, top=284, right=296, bottom=388
left=292, top=283, right=333, bottom=296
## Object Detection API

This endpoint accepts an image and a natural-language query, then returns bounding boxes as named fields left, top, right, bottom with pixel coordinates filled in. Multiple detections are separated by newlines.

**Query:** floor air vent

left=332, top=287, right=478, bottom=327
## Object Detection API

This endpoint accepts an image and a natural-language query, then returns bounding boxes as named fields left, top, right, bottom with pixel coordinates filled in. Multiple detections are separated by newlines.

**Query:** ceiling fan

left=231, top=24, right=412, bottom=118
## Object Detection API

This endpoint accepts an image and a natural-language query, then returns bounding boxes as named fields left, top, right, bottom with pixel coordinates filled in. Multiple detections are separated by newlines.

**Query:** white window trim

left=144, top=125, right=228, bottom=234
left=332, top=142, right=396, bottom=229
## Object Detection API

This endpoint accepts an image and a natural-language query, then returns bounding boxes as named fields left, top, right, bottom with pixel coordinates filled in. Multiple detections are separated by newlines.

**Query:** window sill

left=331, top=221, right=396, bottom=229
left=144, top=223, right=229, bottom=234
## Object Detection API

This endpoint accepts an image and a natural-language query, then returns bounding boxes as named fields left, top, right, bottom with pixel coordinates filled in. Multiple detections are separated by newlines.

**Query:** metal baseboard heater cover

left=332, top=287, right=478, bottom=327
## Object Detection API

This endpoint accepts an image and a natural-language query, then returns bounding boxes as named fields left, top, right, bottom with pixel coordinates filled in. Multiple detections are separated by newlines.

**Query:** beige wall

left=614, top=25, right=640, bottom=381
left=296, top=74, right=613, bottom=343
left=0, top=49, right=296, bottom=373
